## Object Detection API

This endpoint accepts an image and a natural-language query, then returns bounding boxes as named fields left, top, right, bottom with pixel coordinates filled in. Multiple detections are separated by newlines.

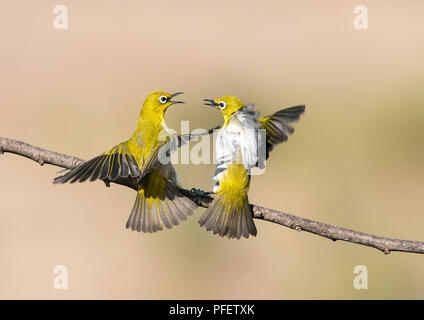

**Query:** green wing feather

left=53, top=142, right=141, bottom=184
left=259, top=105, right=305, bottom=158
left=54, top=126, right=218, bottom=185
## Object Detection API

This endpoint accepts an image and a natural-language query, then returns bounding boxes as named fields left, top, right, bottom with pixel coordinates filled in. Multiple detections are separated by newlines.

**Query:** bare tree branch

left=1, top=136, right=423, bottom=255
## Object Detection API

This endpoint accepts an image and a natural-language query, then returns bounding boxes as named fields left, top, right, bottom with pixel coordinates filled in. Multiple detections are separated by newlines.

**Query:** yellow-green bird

left=54, top=91, right=197, bottom=233
left=200, top=96, right=305, bottom=239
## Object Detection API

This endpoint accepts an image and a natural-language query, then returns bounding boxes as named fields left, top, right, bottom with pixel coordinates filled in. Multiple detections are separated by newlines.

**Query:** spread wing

left=53, top=142, right=141, bottom=184
left=234, top=104, right=260, bottom=169
left=176, top=125, right=220, bottom=147
left=54, top=125, right=218, bottom=185
left=259, top=105, right=305, bottom=158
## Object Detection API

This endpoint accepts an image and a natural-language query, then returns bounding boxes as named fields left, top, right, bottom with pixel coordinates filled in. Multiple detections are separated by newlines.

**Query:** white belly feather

left=213, top=104, right=260, bottom=192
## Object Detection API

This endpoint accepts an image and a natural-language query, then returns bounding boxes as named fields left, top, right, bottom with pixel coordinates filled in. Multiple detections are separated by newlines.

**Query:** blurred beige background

left=0, top=0, right=423, bottom=299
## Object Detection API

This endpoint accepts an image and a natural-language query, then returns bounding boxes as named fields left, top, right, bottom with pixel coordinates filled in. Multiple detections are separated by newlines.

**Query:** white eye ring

left=218, top=101, right=227, bottom=110
left=159, top=95, right=168, bottom=104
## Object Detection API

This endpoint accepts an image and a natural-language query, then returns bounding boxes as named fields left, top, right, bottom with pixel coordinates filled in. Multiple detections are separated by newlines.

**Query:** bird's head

left=204, top=95, right=244, bottom=124
left=142, top=91, right=185, bottom=114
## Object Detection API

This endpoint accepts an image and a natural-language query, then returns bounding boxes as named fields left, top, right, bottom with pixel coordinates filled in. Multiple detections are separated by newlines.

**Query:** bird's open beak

left=203, top=98, right=218, bottom=108
left=169, top=92, right=185, bottom=105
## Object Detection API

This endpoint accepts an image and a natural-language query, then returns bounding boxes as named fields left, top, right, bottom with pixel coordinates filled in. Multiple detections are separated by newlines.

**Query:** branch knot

left=37, top=155, right=44, bottom=166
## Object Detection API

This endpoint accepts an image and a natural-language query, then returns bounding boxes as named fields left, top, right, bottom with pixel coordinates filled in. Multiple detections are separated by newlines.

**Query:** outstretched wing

left=259, top=105, right=305, bottom=158
left=53, top=142, right=141, bottom=184
left=234, top=104, right=260, bottom=169
left=155, top=125, right=220, bottom=168
left=177, top=125, right=220, bottom=147
left=54, top=125, right=219, bottom=185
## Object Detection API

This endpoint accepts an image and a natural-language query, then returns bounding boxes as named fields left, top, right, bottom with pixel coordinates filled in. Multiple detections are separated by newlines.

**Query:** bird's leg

left=190, top=188, right=213, bottom=206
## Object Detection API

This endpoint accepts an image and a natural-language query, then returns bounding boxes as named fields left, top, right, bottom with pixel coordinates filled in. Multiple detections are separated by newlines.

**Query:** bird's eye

left=159, top=95, right=168, bottom=104
left=218, top=101, right=227, bottom=110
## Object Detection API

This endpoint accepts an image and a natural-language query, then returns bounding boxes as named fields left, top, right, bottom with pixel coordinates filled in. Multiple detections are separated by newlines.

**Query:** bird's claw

left=191, top=188, right=213, bottom=206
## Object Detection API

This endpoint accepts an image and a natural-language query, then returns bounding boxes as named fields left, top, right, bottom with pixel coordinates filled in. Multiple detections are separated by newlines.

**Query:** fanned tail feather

left=198, top=193, right=256, bottom=239
left=125, top=172, right=197, bottom=233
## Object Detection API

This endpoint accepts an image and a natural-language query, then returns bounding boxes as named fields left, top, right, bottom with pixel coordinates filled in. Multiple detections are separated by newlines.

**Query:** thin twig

left=1, top=136, right=423, bottom=255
